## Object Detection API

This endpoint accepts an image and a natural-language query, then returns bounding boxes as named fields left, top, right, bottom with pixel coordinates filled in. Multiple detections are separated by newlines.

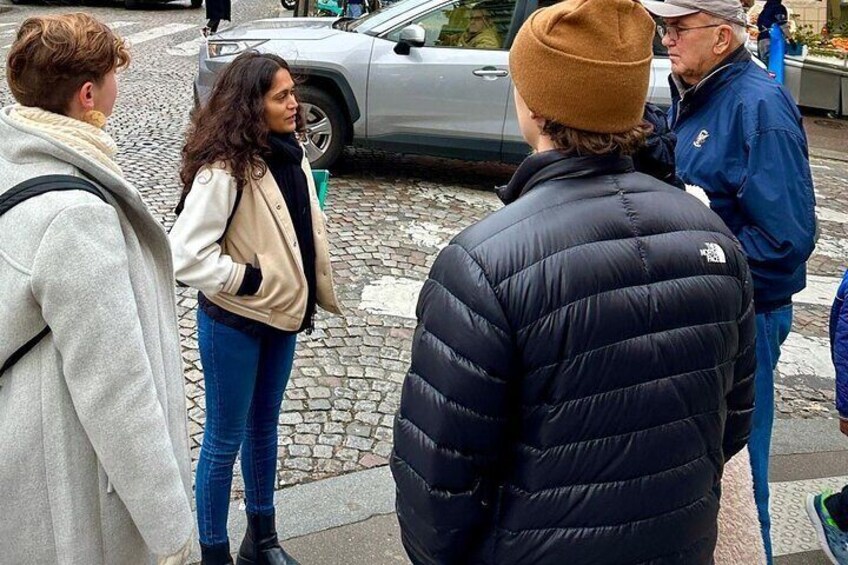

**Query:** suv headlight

left=207, top=40, right=268, bottom=58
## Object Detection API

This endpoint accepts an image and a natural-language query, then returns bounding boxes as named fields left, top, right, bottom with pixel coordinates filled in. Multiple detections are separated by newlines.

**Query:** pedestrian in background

left=170, top=51, right=341, bottom=565
left=806, top=270, right=848, bottom=565
left=390, top=0, right=756, bottom=562
left=345, top=0, right=365, bottom=19
left=0, top=13, right=193, bottom=565
left=203, top=0, right=230, bottom=35
left=756, top=0, right=794, bottom=62
left=643, top=0, right=817, bottom=561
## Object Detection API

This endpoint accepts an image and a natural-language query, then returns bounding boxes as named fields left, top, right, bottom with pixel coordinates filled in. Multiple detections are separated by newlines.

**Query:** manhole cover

left=813, top=119, right=847, bottom=130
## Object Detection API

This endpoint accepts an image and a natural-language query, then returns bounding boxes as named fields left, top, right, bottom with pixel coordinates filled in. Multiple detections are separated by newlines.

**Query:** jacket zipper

left=675, top=62, right=736, bottom=125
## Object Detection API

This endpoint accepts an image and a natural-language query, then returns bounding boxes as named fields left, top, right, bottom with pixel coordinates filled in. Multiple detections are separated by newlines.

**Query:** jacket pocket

left=487, top=484, right=504, bottom=562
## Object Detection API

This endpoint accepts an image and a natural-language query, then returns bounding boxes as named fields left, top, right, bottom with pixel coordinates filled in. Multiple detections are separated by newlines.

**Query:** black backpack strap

left=0, top=174, right=106, bottom=215
left=0, top=175, right=107, bottom=377
left=218, top=189, right=242, bottom=244
left=0, top=326, right=51, bottom=376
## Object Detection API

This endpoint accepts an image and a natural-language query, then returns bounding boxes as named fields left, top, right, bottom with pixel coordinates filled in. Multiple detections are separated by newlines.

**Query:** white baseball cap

left=641, top=0, right=747, bottom=27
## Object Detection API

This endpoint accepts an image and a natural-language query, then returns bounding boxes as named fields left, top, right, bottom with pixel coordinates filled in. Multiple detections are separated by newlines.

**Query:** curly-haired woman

left=0, top=13, right=193, bottom=565
left=170, top=51, right=341, bottom=565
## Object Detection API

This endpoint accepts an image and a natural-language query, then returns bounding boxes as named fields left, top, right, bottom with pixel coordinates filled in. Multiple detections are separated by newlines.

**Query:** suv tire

left=281, top=0, right=297, bottom=10
left=298, top=85, right=348, bottom=170
left=191, top=0, right=204, bottom=8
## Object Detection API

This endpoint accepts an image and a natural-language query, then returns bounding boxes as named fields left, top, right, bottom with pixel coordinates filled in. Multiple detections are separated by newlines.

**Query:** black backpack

left=0, top=175, right=106, bottom=377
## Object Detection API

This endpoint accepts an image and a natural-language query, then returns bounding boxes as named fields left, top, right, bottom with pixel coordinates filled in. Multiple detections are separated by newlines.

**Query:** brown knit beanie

left=509, top=0, right=656, bottom=133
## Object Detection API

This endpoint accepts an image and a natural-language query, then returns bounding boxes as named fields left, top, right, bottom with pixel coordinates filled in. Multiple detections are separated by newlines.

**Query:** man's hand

left=839, top=418, right=848, bottom=438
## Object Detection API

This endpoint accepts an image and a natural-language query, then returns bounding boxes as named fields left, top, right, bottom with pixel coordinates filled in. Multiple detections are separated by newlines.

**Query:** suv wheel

left=281, top=0, right=297, bottom=10
left=298, top=86, right=347, bottom=170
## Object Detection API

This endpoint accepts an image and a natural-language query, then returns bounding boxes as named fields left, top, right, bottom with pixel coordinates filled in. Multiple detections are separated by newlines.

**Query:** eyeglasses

left=656, top=23, right=722, bottom=41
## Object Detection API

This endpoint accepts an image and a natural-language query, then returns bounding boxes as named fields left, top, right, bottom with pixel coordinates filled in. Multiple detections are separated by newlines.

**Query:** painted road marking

left=124, top=23, right=197, bottom=47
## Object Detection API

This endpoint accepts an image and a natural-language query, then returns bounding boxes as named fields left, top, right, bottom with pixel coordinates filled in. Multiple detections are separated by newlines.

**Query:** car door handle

left=473, top=67, right=509, bottom=79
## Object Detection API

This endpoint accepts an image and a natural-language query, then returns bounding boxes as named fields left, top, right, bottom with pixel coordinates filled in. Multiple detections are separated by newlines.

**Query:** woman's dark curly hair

left=178, top=51, right=304, bottom=211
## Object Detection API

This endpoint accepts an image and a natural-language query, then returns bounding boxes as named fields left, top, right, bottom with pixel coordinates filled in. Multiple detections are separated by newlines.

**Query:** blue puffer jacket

left=670, top=47, right=816, bottom=311
left=830, top=270, right=848, bottom=419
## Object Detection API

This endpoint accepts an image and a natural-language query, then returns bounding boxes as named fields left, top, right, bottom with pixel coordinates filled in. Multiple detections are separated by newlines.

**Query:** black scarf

left=266, top=132, right=317, bottom=333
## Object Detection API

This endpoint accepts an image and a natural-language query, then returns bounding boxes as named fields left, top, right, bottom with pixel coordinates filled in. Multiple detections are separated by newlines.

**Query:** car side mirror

left=394, top=24, right=426, bottom=55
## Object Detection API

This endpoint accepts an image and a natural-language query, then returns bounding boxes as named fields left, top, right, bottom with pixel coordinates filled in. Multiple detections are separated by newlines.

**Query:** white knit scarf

left=8, top=105, right=123, bottom=176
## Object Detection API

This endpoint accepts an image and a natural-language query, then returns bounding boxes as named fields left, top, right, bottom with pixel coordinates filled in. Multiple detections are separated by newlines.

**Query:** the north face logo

left=700, top=243, right=726, bottom=264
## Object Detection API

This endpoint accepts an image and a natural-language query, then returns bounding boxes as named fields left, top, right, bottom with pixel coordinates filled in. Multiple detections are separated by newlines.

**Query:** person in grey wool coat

left=0, top=14, right=193, bottom=565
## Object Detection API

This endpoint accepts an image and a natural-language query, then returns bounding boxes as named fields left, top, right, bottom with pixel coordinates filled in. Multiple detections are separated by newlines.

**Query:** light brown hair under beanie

left=509, top=0, right=656, bottom=133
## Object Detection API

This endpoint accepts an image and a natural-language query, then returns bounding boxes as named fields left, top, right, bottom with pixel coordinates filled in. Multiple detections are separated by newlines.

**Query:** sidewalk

left=192, top=419, right=848, bottom=564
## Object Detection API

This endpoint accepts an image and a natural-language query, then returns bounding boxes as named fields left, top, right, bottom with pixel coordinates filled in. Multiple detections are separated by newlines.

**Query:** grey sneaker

left=806, top=491, right=848, bottom=564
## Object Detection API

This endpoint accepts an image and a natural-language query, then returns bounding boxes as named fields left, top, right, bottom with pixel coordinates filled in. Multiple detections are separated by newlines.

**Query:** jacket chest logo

left=700, top=242, right=726, bottom=264
left=693, top=129, right=710, bottom=148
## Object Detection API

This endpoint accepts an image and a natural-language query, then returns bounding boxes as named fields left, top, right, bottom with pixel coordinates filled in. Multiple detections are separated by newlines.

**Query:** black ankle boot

left=237, top=512, right=300, bottom=565
left=201, top=541, right=234, bottom=565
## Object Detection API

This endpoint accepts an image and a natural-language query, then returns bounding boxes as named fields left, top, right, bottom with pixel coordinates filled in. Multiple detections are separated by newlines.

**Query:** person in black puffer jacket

left=390, top=0, right=756, bottom=563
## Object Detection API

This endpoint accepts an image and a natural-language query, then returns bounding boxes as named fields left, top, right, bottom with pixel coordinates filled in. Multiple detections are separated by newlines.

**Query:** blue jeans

left=748, top=304, right=793, bottom=565
left=195, top=308, right=297, bottom=546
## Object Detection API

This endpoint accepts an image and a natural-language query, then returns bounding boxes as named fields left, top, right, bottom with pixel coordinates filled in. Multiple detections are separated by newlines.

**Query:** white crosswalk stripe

left=796, top=274, right=842, bottom=307
left=124, top=23, right=197, bottom=47
left=819, top=206, right=848, bottom=225
left=779, top=332, right=834, bottom=381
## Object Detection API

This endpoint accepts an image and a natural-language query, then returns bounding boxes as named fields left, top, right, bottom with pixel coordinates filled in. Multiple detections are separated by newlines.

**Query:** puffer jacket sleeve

left=724, top=260, right=756, bottom=460
left=633, top=103, right=685, bottom=190
left=830, top=273, right=848, bottom=419
left=390, top=242, right=514, bottom=565
left=30, top=202, right=194, bottom=556
left=169, top=166, right=245, bottom=297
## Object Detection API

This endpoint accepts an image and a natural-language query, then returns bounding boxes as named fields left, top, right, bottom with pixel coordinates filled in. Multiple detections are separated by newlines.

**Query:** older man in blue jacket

left=644, top=0, right=816, bottom=562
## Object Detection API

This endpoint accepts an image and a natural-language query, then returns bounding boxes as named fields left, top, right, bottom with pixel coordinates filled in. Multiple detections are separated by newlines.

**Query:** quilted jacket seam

left=417, top=327, right=507, bottom=386
left=426, top=278, right=510, bottom=339
left=406, top=370, right=506, bottom=423
left=523, top=356, right=736, bottom=409
left=525, top=318, right=738, bottom=377
left=518, top=409, right=719, bottom=452
left=493, top=492, right=712, bottom=533
left=517, top=274, right=743, bottom=335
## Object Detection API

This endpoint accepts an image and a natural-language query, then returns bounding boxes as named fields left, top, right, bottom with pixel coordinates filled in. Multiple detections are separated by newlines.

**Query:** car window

left=650, top=15, right=668, bottom=57
left=349, top=0, right=429, bottom=33
left=386, top=0, right=518, bottom=50
left=534, top=0, right=667, bottom=57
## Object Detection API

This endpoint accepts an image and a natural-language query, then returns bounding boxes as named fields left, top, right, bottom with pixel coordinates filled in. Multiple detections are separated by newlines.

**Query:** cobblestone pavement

left=2, top=0, right=848, bottom=495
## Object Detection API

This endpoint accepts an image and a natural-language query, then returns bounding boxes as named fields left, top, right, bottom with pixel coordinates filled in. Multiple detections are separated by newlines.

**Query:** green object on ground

left=312, top=169, right=330, bottom=210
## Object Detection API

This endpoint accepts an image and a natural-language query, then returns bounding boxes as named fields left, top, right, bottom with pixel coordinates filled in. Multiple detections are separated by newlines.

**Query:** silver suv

left=195, top=0, right=672, bottom=169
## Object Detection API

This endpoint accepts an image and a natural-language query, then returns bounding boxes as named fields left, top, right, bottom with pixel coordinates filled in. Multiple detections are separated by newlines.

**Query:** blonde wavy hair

left=6, top=13, right=130, bottom=115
